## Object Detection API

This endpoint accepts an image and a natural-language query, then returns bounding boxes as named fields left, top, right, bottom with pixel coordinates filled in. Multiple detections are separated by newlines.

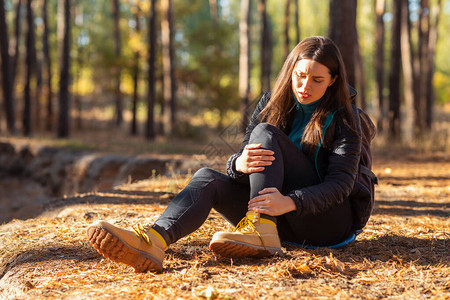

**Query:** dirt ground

left=0, top=148, right=449, bottom=299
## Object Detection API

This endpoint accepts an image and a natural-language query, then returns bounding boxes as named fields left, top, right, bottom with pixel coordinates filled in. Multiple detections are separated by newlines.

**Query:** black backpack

left=349, top=108, right=378, bottom=231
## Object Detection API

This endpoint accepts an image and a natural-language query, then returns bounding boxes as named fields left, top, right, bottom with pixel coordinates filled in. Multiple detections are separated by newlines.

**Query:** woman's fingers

left=248, top=160, right=273, bottom=167
left=247, top=167, right=265, bottom=173
left=245, top=144, right=274, bottom=155
left=249, top=188, right=276, bottom=203
left=237, top=144, right=275, bottom=174
left=248, top=193, right=269, bottom=204
left=250, top=207, right=272, bottom=215
left=247, top=149, right=274, bottom=156
left=258, top=187, right=278, bottom=194
left=247, top=154, right=275, bottom=162
left=245, top=143, right=262, bottom=150
left=248, top=187, right=295, bottom=216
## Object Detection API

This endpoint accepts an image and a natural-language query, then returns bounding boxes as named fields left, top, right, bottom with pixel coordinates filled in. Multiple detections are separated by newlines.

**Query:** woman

left=87, top=36, right=362, bottom=273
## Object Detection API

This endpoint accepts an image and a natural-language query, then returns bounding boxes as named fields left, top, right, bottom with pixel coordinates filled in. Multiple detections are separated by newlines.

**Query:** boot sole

left=209, top=239, right=282, bottom=258
left=87, top=225, right=163, bottom=273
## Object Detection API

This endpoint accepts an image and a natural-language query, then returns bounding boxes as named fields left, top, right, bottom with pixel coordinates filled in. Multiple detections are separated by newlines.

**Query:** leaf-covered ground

left=0, top=150, right=449, bottom=299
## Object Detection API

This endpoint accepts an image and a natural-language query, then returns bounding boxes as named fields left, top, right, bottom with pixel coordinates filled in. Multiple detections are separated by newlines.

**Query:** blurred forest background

left=1, top=2, right=449, bottom=297
left=0, top=0, right=449, bottom=152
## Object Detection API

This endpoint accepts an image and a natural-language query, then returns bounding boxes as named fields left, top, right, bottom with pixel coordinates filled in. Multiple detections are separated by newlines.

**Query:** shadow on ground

left=373, top=199, right=449, bottom=217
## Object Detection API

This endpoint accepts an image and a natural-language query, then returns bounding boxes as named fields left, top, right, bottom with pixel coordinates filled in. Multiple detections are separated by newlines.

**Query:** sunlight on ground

left=0, top=154, right=448, bottom=299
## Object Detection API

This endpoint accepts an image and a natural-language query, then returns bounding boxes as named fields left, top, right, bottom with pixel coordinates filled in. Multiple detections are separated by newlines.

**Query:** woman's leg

left=153, top=167, right=250, bottom=245
left=248, top=123, right=320, bottom=202
left=246, top=123, right=353, bottom=246
left=88, top=167, right=251, bottom=272
left=210, top=123, right=315, bottom=257
left=156, top=122, right=350, bottom=248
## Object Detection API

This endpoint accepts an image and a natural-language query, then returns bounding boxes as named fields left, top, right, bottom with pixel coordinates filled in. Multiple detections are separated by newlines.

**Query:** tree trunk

left=42, top=0, right=53, bottom=131
left=374, top=0, right=385, bottom=132
left=294, top=0, right=300, bottom=44
left=0, top=0, right=17, bottom=133
left=415, top=0, right=427, bottom=133
left=239, top=0, right=251, bottom=132
left=131, top=5, right=141, bottom=136
left=24, top=0, right=36, bottom=136
left=328, top=0, right=357, bottom=87
left=161, top=0, right=176, bottom=136
left=73, top=1, right=84, bottom=131
left=74, top=79, right=82, bottom=130
left=354, top=31, right=366, bottom=110
left=146, top=0, right=156, bottom=140
left=284, top=0, right=291, bottom=58
left=11, top=0, right=22, bottom=86
left=34, top=60, right=43, bottom=131
left=57, top=0, right=71, bottom=138
left=74, top=44, right=83, bottom=130
left=112, top=0, right=123, bottom=127
left=388, top=0, right=402, bottom=140
left=210, top=0, right=224, bottom=130
left=400, top=0, right=415, bottom=143
left=259, top=0, right=271, bottom=93
left=425, top=0, right=441, bottom=129
left=209, top=0, right=218, bottom=24
left=157, top=72, right=165, bottom=135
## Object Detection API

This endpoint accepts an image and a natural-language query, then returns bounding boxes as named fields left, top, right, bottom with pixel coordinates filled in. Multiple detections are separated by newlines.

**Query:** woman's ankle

left=151, top=224, right=170, bottom=249
left=258, top=212, right=277, bottom=224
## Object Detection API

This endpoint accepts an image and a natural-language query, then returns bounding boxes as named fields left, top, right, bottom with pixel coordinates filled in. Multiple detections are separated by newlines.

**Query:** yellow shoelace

left=132, top=223, right=152, bottom=246
left=234, top=215, right=266, bottom=249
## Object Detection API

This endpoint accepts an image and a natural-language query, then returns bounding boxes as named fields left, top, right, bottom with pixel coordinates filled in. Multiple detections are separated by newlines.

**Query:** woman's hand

left=248, top=187, right=296, bottom=216
left=235, top=143, right=275, bottom=174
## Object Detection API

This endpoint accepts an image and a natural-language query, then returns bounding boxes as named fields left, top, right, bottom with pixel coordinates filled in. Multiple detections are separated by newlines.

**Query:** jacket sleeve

left=226, top=92, right=271, bottom=179
left=287, top=119, right=361, bottom=216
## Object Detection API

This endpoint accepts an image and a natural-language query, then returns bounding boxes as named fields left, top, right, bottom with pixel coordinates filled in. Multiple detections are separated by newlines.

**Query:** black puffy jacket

left=226, top=91, right=361, bottom=218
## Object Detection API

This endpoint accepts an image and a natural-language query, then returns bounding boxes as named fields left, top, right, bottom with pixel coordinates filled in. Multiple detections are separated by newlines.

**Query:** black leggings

left=153, top=123, right=353, bottom=247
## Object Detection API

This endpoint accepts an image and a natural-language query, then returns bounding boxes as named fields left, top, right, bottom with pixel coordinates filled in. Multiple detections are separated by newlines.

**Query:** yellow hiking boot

left=209, top=211, right=283, bottom=258
left=87, top=220, right=167, bottom=273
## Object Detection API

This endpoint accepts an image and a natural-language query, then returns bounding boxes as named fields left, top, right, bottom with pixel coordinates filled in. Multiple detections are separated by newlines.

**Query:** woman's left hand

left=248, top=187, right=296, bottom=216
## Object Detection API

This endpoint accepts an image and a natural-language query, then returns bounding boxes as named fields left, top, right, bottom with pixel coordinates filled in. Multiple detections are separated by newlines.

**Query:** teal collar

left=293, top=93, right=322, bottom=113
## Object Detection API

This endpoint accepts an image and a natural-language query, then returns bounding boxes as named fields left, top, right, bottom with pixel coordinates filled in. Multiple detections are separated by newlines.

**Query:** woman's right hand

left=235, top=143, right=275, bottom=174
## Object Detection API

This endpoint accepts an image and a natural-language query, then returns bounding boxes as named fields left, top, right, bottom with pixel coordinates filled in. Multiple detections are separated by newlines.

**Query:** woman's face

left=291, top=59, right=336, bottom=105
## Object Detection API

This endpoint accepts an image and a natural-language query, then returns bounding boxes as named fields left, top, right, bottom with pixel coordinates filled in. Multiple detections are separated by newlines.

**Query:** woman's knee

left=193, top=167, right=220, bottom=180
left=249, top=123, right=279, bottom=143
left=192, top=168, right=231, bottom=187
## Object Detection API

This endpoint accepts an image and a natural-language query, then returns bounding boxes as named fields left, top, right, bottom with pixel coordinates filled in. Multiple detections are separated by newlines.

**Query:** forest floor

left=0, top=145, right=449, bottom=299
left=1, top=104, right=450, bottom=299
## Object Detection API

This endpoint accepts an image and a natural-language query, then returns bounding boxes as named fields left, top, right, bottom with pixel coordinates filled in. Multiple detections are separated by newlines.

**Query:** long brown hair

left=259, top=36, right=357, bottom=153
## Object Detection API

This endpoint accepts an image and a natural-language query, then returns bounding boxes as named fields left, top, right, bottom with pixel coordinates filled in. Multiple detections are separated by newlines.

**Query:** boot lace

left=132, top=223, right=152, bottom=246
left=234, top=215, right=266, bottom=249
